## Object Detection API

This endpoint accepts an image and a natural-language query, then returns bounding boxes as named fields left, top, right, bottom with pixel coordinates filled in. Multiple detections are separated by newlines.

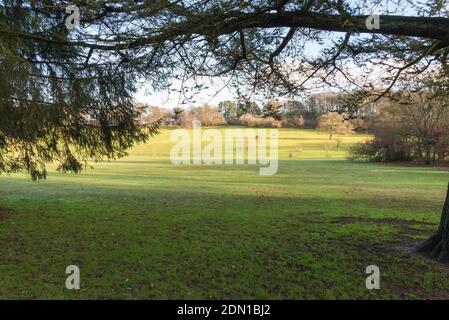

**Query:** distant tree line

left=136, top=91, right=380, bottom=130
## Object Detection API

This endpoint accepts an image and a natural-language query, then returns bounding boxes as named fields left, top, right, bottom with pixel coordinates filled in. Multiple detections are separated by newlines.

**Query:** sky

left=134, top=78, right=235, bottom=109
left=134, top=41, right=324, bottom=110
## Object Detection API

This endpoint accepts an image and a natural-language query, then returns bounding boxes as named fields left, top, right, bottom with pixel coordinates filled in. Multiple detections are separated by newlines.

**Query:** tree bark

left=425, top=146, right=432, bottom=165
left=416, top=184, right=449, bottom=262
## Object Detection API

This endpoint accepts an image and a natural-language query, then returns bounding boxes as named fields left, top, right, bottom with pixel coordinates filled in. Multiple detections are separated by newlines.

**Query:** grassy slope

left=0, top=128, right=449, bottom=299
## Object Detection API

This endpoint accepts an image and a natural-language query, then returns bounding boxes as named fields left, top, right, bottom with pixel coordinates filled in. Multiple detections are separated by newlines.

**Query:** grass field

left=1, top=127, right=449, bottom=299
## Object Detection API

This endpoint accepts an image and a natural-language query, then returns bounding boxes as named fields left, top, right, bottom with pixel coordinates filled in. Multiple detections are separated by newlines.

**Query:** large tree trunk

left=416, top=184, right=449, bottom=262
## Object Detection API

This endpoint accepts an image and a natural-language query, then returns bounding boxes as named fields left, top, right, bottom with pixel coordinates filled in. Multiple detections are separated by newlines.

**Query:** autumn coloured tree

left=318, top=112, right=354, bottom=140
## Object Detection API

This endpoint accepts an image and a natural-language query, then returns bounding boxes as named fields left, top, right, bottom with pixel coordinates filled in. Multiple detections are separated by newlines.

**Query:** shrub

left=347, top=138, right=415, bottom=162
left=179, top=105, right=226, bottom=127
left=191, top=105, right=226, bottom=126
left=347, top=140, right=380, bottom=162
left=239, top=114, right=282, bottom=128
left=282, top=115, right=305, bottom=128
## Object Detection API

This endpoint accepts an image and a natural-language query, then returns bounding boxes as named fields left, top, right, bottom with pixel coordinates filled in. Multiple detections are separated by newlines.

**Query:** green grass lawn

left=1, top=128, right=449, bottom=299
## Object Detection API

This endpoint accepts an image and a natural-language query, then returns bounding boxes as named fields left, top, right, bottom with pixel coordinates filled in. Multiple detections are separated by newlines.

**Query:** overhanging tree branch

left=4, top=12, right=449, bottom=51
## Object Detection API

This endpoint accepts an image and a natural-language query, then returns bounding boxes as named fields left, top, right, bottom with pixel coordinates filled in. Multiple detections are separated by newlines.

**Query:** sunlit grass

left=0, top=128, right=448, bottom=299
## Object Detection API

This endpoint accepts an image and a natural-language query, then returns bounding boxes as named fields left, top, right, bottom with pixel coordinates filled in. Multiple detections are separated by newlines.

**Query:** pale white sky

left=134, top=41, right=324, bottom=109
left=134, top=77, right=235, bottom=109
